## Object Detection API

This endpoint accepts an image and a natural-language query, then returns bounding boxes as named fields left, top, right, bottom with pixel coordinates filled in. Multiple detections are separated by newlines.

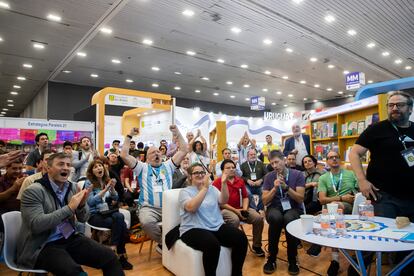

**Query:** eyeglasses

left=192, top=171, right=206, bottom=176
left=387, top=102, right=408, bottom=109
left=327, top=156, right=339, bottom=160
left=224, top=167, right=236, bottom=170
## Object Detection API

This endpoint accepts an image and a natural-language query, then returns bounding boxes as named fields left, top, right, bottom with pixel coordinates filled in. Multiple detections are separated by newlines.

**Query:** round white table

left=287, top=215, right=414, bottom=276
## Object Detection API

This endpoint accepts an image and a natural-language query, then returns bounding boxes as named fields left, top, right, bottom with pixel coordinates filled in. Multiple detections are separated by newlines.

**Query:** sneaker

left=263, top=259, right=276, bottom=274
left=155, top=244, right=162, bottom=254
left=306, top=244, right=322, bottom=257
left=119, top=255, right=133, bottom=270
left=288, top=261, right=300, bottom=275
left=252, top=246, right=265, bottom=257
left=327, top=260, right=340, bottom=276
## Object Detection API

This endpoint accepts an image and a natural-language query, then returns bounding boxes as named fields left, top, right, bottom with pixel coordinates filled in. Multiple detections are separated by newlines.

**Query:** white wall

left=20, top=83, right=48, bottom=119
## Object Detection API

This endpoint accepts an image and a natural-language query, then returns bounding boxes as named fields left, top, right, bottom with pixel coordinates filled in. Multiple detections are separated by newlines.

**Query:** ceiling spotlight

left=303, top=97, right=308, bottom=101
left=347, top=29, right=357, bottom=36
left=310, top=57, right=318, bottom=62
left=394, top=59, right=403, bottom=64
left=245, top=98, right=250, bottom=101
left=195, top=89, right=201, bottom=93
left=338, top=91, right=344, bottom=94
left=313, top=99, right=318, bottom=103
left=300, top=80, right=306, bottom=84
left=7, top=99, right=13, bottom=102
left=201, top=76, right=209, bottom=81
left=328, top=64, right=335, bottom=69
left=230, top=27, right=242, bottom=34
left=100, top=27, right=113, bottom=34
left=314, top=84, right=320, bottom=88
left=0, top=36, right=3, bottom=42
left=282, top=76, right=289, bottom=79
left=152, top=83, right=159, bottom=87
left=324, top=14, right=336, bottom=23
left=283, top=104, right=288, bottom=107
left=230, top=95, right=235, bottom=99
left=174, top=71, right=182, bottom=75
left=243, top=84, right=250, bottom=88
left=288, top=94, right=293, bottom=97
left=7, top=104, right=14, bottom=107
left=382, top=51, right=390, bottom=57
left=62, top=70, right=72, bottom=73
left=405, top=66, right=412, bottom=70
left=126, top=79, right=134, bottom=83
left=186, top=50, right=196, bottom=56
left=174, top=86, right=181, bottom=90
left=367, top=80, right=373, bottom=84
left=47, top=14, right=62, bottom=22
left=0, top=1, right=10, bottom=9
left=226, top=81, right=233, bottom=85
left=264, top=70, right=271, bottom=75
left=271, top=102, right=276, bottom=105
left=276, top=91, right=282, bottom=95
left=13, top=85, right=21, bottom=89
left=262, top=88, right=268, bottom=92
left=33, top=43, right=45, bottom=49
left=367, top=42, right=376, bottom=48
left=263, top=38, right=273, bottom=45
left=77, top=52, right=87, bottom=57
left=182, top=9, right=195, bottom=17
left=326, top=88, right=333, bottom=91
left=17, top=76, right=26, bottom=81
left=213, top=92, right=219, bottom=96
left=217, top=58, right=225, bottom=63
left=285, top=48, right=293, bottom=53
left=90, top=74, right=98, bottom=78
left=343, top=70, right=350, bottom=74
left=10, top=91, right=18, bottom=95
left=23, top=64, right=32, bottom=68
left=142, top=39, right=153, bottom=45
left=151, top=66, right=160, bottom=71
left=2, top=108, right=9, bottom=111
left=292, top=0, right=304, bottom=4
left=111, top=59, right=121, bottom=64
left=240, top=64, right=248, bottom=69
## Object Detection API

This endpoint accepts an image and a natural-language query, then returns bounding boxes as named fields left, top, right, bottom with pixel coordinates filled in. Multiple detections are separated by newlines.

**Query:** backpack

left=129, top=223, right=150, bottom=243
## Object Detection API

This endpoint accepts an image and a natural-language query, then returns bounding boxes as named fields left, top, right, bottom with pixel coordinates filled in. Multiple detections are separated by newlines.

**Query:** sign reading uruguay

left=250, top=96, right=265, bottom=110
left=346, top=72, right=366, bottom=90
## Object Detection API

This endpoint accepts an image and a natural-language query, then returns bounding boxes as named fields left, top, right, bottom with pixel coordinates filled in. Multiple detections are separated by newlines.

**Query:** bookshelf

left=309, top=94, right=387, bottom=163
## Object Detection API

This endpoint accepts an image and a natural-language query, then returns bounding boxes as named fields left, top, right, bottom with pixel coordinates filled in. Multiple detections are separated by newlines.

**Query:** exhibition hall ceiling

left=0, top=0, right=413, bottom=117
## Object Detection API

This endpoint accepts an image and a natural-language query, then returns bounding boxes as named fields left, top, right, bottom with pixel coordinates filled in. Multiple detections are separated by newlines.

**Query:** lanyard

left=247, top=161, right=256, bottom=173
left=390, top=122, right=409, bottom=150
left=330, top=171, right=343, bottom=193
left=151, top=166, right=163, bottom=185
left=278, top=169, right=290, bottom=197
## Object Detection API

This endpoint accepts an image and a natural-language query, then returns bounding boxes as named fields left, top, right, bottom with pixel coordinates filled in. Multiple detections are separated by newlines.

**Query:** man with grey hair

left=283, top=124, right=310, bottom=166
left=350, top=91, right=414, bottom=274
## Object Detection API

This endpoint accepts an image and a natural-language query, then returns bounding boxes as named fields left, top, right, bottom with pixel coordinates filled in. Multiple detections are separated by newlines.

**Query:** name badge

left=250, top=172, right=257, bottom=181
left=401, top=147, right=414, bottom=167
left=131, top=180, right=137, bottom=189
left=281, top=198, right=292, bottom=211
left=57, top=221, right=75, bottom=239
left=153, top=181, right=163, bottom=193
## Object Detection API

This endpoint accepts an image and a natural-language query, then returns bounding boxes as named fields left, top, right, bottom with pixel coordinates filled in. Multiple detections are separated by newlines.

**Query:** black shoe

left=119, top=255, right=133, bottom=270
left=327, top=260, right=340, bottom=276
left=252, top=246, right=265, bottom=257
left=263, top=259, right=276, bottom=274
left=288, top=261, right=300, bottom=275
left=307, top=244, right=322, bottom=257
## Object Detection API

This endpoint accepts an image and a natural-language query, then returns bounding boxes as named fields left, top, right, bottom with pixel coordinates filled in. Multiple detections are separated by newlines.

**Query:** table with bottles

left=287, top=213, right=414, bottom=276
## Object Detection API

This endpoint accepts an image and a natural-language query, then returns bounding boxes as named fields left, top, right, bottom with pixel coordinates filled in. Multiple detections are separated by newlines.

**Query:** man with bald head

left=283, top=124, right=310, bottom=166
left=121, top=125, right=188, bottom=250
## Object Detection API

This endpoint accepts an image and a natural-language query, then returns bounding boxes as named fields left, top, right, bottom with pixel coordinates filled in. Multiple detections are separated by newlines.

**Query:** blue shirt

left=46, top=179, right=70, bottom=243
left=179, top=185, right=224, bottom=236
left=84, top=180, right=119, bottom=214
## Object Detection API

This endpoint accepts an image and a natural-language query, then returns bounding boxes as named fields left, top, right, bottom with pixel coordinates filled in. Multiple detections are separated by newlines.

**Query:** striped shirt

left=133, top=159, right=176, bottom=208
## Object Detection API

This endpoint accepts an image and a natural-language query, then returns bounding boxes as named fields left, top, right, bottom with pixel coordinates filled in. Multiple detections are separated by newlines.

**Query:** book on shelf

left=312, top=121, right=337, bottom=139
left=357, top=121, right=365, bottom=135
left=344, top=146, right=369, bottom=163
left=314, top=142, right=338, bottom=160
left=347, top=121, right=358, bottom=136
left=341, top=123, right=348, bottom=136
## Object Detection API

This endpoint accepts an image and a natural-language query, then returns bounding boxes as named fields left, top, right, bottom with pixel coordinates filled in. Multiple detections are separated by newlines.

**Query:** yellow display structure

left=309, top=94, right=387, bottom=166
left=91, top=87, right=172, bottom=154
left=209, top=121, right=227, bottom=164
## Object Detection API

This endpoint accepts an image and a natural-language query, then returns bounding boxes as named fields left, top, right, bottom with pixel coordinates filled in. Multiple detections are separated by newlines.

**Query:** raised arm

left=170, top=125, right=189, bottom=166
left=121, top=128, right=140, bottom=168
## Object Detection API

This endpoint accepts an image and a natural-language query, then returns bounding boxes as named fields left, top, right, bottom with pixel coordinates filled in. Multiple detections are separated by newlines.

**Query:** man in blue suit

left=283, top=124, right=311, bottom=166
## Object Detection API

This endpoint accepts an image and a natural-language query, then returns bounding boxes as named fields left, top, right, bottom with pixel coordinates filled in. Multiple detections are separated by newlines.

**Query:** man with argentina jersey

left=121, top=125, right=188, bottom=249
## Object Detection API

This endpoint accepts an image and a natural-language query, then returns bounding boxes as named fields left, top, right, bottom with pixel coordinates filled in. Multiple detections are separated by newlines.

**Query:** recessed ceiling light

left=343, top=70, right=350, bottom=74
left=263, top=38, right=273, bottom=45
left=348, top=94, right=354, bottom=97
left=285, top=48, right=293, bottom=53
left=126, top=79, right=134, bottom=83
left=328, top=64, right=335, bottom=69
left=240, top=64, right=248, bottom=69
left=326, top=88, right=333, bottom=91
left=382, top=51, right=390, bottom=57
left=174, top=86, right=181, bottom=90
left=152, top=83, right=159, bottom=87
left=347, top=29, right=357, bottom=36
left=282, top=76, right=289, bottom=79
left=0, top=36, right=3, bottom=42
left=367, top=80, right=373, bottom=84
left=7, top=104, right=14, bottom=107
left=310, top=57, right=318, bottom=62
left=22, top=63, right=32, bottom=68
left=230, top=95, right=235, bottom=99
left=174, top=71, right=182, bottom=75
left=7, top=99, right=13, bottom=102
left=394, top=59, right=403, bottom=64
left=313, top=99, right=318, bottom=103
left=217, top=58, right=225, bottom=63
left=288, top=94, right=293, bottom=97
left=300, top=80, right=306, bottom=84
left=314, top=84, right=320, bottom=88
left=405, top=66, right=412, bottom=70
left=142, top=39, right=153, bottom=45
left=1, top=112, right=5, bottom=114
left=264, top=70, right=271, bottom=75
left=62, top=70, right=72, bottom=74
left=292, top=0, right=304, bottom=4
left=182, top=9, right=195, bottom=17
left=245, top=98, right=250, bottom=101
left=100, top=27, right=112, bottom=34
left=186, top=50, right=196, bottom=56
left=276, top=91, right=282, bottom=95
left=13, top=85, right=21, bottom=89
left=213, top=92, right=219, bottom=96
left=10, top=91, right=18, bottom=95
left=0, top=1, right=10, bottom=9
left=47, top=14, right=62, bottom=22
left=338, top=91, right=344, bottom=94
left=111, top=59, right=121, bottom=64
left=226, top=81, right=233, bottom=85
left=90, top=73, right=98, bottom=78
left=324, top=14, right=336, bottom=23
left=33, top=43, right=45, bottom=49
left=367, top=42, right=376, bottom=48
left=303, top=97, right=308, bottom=101
left=283, top=104, right=288, bottom=107
left=151, top=66, right=160, bottom=71
left=195, top=89, right=201, bottom=93
left=243, top=84, right=250, bottom=88
left=17, top=76, right=26, bottom=81
left=201, top=76, right=209, bottom=81
left=77, top=52, right=87, bottom=57
left=271, top=102, right=276, bottom=105
left=2, top=108, right=8, bottom=111
left=262, top=88, right=268, bottom=92
left=230, top=27, right=242, bottom=34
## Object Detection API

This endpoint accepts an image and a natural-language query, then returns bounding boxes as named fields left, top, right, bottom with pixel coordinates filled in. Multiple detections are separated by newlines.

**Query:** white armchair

left=162, top=189, right=232, bottom=276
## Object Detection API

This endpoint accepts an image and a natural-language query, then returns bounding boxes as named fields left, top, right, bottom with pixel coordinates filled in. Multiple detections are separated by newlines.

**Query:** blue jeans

left=246, top=185, right=263, bottom=211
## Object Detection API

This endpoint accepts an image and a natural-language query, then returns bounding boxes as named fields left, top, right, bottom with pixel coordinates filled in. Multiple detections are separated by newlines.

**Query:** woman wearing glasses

left=179, top=163, right=248, bottom=276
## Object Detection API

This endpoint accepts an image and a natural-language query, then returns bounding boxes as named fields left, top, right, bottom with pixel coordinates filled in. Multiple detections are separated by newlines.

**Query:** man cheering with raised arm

left=121, top=125, right=188, bottom=252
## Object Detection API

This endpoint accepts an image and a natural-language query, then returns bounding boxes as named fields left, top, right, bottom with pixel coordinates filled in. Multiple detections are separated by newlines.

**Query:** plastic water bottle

left=335, top=209, right=346, bottom=236
left=358, top=202, right=367, bottom=221
left=365, top=200, right=374, bottom=221
left=320, top=209, right=330, bottom=236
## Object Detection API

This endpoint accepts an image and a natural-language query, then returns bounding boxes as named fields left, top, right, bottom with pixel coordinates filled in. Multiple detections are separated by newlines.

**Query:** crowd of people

left=0, top=91, right=412, bottom=275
